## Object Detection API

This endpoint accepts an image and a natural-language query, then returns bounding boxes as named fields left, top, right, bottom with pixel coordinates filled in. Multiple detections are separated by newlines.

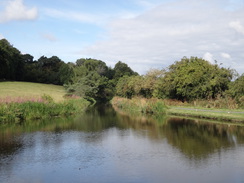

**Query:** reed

left=111, top=97, right=167, bottom=116
left=0, top=96, right=90, bottom=123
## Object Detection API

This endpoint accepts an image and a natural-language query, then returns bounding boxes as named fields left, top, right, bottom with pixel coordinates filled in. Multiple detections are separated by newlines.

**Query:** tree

left=0, top=39, right=24, bottom=81
left=156, top=57, right=235, bottom=101
left=113, top=61, right=138, bottom=81
left=116, top=76, right=134, bottom=98
left=36, top=56, right=64, bottom=84
left=58, top=62, right=74, bottom=85
left=66, top=58, right=114, bottom=102
left=230, top=74, right=244, bottom=98
left=229, top=74, right=244, bottom=108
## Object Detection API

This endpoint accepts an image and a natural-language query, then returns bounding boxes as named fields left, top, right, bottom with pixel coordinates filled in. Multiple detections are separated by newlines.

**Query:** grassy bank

left=0, top=98, right=90, bottom=123
left=0, top=82, right=90, bottom=123
left=0, top=81, right=66, bottom=102
left=111, top=97, right=244, bottom=123
left=167, top=107, right=244, bottom=123
left=111, top=97, right=167, bottom=115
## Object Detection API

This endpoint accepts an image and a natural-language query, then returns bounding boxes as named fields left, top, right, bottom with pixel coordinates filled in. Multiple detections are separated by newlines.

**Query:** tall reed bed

left=111, top=97, right=167, bottom=116
left=0, top=95, right=90, bottom=123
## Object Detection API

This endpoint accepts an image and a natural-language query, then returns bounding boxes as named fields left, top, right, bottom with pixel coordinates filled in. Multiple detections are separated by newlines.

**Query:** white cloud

left=81, top=0, right=244, bottom=74
left=0, top=0, right=38, bottom=23
left=44, top=8, right=111, bottom=25
left=135, top=0, right=162, bottom=9
left=221, top=52, right=231, bottom=59
left=203, top=52, right=214, bottom=64
left=229, top=21, right=244, bottom=35
left=41, top=33, right=57, bottom=42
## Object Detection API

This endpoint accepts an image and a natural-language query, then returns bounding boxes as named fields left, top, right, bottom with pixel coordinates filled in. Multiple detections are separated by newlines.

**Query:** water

left=0, top=106, right=244, bottom=183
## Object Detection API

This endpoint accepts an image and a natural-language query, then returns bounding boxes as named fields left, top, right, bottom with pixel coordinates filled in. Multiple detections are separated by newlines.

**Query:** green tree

left=116, top=76, right=134, bottom=98
left=113, top=61, right=138, bottom=81
left=0, top=39, right=24, bottom=81
left=67, top=58, right=113, bottom=102
left=156, top=57, right=234, bottom=101
left=58, top=62, right=74, bottom=85
left=229, top=74, right=244, bottom=108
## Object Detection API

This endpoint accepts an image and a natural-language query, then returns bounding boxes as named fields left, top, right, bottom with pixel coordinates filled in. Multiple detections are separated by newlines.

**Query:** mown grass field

left=0, top=82, right=90, bottom=123
left=167, top=106, right=244, bottom=123
left=0, top=81, right=66, bottom=102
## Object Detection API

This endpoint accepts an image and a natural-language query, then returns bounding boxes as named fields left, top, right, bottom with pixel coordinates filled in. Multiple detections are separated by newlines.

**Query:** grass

left=0, top=98, right=90, bottom=123
left=0, top=81, right=90, bottom=123
left=167, top=106, right=244, bottom=123
left=0, top=81, right=66, bottom=102
left=111, top=97, right=167, bottom=116
left=111, top=97, right=244, bottom=124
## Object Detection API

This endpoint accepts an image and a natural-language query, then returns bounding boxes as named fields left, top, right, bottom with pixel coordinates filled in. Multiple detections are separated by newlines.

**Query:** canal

left=0, top=106, right=244, bottom=183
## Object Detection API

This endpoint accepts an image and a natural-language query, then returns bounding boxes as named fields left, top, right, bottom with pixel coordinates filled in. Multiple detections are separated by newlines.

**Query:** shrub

left=111, top=97, right=167, bottom=116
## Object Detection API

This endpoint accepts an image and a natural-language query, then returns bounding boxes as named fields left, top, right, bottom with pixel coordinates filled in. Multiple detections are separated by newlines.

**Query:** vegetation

left=64, top=58, right=138, bottom=102
left=167, top=107, right=244, bottom=123
left=0, top=82, right=90, bottom=123
left=0, top=81, right=66, bottom=102
left=115, top=57, right=243, bottom=110
left=0, top=97, right=90, bottom=123
left=0, top=39, right=138, bottom=103
left=111, top=97, right=167, bottom=116
left=1, top=38, right=244, bottom=123
left=0, top=39, right=73, bottom=85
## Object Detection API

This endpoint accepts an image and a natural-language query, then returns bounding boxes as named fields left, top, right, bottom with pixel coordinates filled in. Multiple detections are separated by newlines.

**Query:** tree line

left=0, top=39, right=138, bottom=102
left=0, top=39, right=243, bottom=105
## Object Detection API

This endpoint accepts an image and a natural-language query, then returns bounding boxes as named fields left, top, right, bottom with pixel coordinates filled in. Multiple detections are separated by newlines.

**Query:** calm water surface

left=0, top=106, right=244, bottom=183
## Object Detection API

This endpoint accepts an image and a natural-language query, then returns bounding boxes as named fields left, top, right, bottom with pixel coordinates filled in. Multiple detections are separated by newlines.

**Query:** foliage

left=1, top=39, right=244, bottom=107
left=66, top=59, right=137, bottom=102
left=113, top=61, right=138, bottom=81
left=228, top=74, right=244, bottom=108
left=154, top=57, right=235, bottom=101
left=111, top=97, right=167, bottom=116
left=0, top=39, right=24, bottom=81
left=66, top=59, right=113, bottom=102
left=0, top=39, right=73, bottom=85
left=0, top=96, right=90, bottom=123
left=115, top=69, right=164, bottom=99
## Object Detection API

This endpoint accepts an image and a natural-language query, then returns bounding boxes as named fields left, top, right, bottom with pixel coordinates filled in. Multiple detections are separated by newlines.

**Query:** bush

left=111, top=97, right=167, bottom=116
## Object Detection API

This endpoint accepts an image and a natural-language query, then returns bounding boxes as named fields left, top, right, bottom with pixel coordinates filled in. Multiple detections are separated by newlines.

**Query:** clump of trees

left=116, top=57, right=243, bottom=108
left=64, top=59, right=138, bottom=102
left=1, top=39, right=243, bottom=106
left=0, top=39, right=137, bottom=102
left=0, top=39, right=73, bottom=85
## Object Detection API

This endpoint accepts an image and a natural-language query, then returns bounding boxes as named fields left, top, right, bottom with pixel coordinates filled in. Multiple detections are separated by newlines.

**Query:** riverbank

left=167, top=107, right=244, bottom=123
left=0, top=97, right=90, bottom=123
left=111, top=97, right=244, bottom=123
left=0, top=81, right=66, bottom=102
left=111, top=97, right=167, bottom=115
left=0, top=82, right=90, bottom=123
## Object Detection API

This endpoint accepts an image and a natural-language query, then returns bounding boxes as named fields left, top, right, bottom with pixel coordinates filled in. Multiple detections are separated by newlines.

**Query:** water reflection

left=0, top=105, right=244, bottom=183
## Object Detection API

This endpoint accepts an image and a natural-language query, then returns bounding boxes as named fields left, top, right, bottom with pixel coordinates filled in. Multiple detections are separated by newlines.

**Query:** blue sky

left=0, top=0, right=244, bottom=75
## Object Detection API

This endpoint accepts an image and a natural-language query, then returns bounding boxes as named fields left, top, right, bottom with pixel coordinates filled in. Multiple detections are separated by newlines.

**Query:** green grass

left=0, top=81, right=90, bottom=123
left=111, top=97, right=244, bottom=124
left=111, top=97, right=167, bottom=116
left=167, top=106, right=244, bottom=123
left=0, top=81, right=66, bottom=102
left=0, top=98, right=90, bottom=123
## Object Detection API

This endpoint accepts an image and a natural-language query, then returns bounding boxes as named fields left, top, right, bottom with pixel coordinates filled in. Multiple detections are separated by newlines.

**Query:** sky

left=0, top=0, right=244, bottom=75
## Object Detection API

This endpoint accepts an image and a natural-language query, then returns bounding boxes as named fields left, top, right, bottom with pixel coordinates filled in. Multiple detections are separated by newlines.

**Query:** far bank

left=111, top=97, right=244, bottom=123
